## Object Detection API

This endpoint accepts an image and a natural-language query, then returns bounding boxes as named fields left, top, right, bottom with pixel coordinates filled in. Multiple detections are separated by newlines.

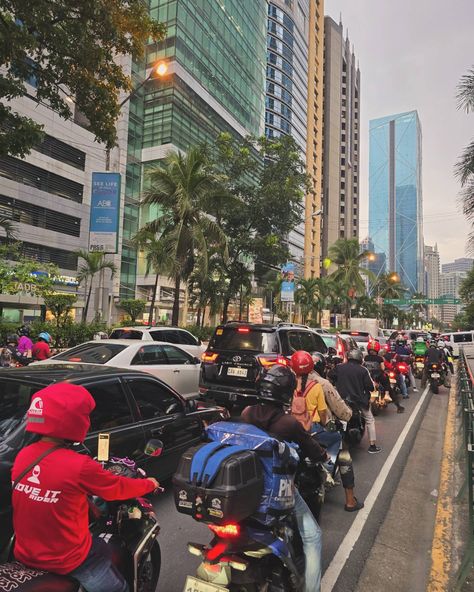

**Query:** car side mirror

left=144, top=439, right=164, bottom=457
left=193, top=356, right=201, bottom=365
left=197, top=338, right=202, bottom=346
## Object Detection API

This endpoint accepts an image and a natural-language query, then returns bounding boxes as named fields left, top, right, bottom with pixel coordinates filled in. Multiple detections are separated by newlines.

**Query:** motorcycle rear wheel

left=430, top=380, right=439, bottom=395
left=137, top=540, right=161, bottom=592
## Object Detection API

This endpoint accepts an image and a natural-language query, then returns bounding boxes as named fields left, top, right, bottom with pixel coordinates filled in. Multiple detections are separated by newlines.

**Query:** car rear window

left=54, top=343, right=127, bottom=363
left=109, top=329, right=144, bottom=339
left=208, top=327, right=277, bottom=352
left=322, top=335, right=337, bottom=348
left=0, top=380, right=43, bottom=440
left=341, top=331, right=370, bottom=342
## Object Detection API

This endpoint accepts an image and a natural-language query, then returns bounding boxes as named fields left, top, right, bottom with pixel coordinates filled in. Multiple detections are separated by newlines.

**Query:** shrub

left=184, top=325, right=215, bottom=342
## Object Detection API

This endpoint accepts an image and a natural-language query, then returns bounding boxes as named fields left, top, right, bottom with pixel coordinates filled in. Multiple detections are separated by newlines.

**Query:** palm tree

left=456, top=67, right=474, bottom=250
left=76, top=250, right=117, bottom=321
left=372, top=273, right=407, bottom=300
left=0, top=215, right=16, bottom=240
left=295, top=278, right=319, bottom=324
left=411, top=291, right=427, bottom=326
left=141, top=147, right=228, bottom=325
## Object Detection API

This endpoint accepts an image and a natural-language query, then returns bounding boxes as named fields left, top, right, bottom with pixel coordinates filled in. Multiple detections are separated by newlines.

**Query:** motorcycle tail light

left=389, top=372, right=395, bottom=378
left=398, top=364, right=407, bottom=372
left=202, top=352, right=219, bottom=363
left=208, top=523, right=241, bottom=538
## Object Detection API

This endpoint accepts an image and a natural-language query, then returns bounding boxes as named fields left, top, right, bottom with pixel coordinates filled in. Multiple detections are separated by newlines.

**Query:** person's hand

left=147, top=477, right=160, bottom=491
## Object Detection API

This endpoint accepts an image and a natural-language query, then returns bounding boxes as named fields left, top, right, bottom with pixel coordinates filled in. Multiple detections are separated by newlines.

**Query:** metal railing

left=454, top=348, right=474, bottom=590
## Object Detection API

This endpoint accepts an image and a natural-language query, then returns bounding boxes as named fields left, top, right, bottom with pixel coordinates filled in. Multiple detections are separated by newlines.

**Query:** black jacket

left=334, top=360, right=374, bottom=409
left=425, top=348, right=444, bottom=365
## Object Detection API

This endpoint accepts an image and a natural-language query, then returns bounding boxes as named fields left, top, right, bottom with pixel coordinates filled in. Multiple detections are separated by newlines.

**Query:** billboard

left=248, top=297, right=264, bottom=324
left=89, top=172, right=121, bottom=254
left=281, top=262, right=295, bottom=302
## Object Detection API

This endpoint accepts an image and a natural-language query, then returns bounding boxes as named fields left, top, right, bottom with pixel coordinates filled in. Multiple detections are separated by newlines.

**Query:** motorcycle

left=369, top=382, right=391, bottom=416
left=427, top=363, right=443, bottom=394
left=0, top=440, right=164, bottom=592
left=413, top=356, right=425, bottom=379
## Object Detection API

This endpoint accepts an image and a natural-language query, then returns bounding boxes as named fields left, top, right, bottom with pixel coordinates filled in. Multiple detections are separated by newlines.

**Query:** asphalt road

left=152, top=379, right=436, bottom=592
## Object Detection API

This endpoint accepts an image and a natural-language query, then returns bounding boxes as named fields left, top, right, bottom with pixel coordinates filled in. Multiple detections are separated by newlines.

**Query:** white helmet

left=437, top=340, right=445, bottom=348
left=416, top=336, right=424, bottom=343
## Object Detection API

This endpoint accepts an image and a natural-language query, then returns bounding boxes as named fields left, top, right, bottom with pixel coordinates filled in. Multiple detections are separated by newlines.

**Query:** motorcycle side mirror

left=332, top=356, right=343, bottom=365
left=328, top=347, right=337, bottom=356
left=144, top=439, right=164, bottom=457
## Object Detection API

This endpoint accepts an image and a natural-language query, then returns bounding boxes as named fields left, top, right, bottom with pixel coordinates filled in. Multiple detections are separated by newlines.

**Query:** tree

left=0, top=243, right=59, bottom=296
left=43, top=293, right=77, bottom=328
left=118, top=299, right=146, bottom=323
left=76, top=251, right=116, bottom=321
left=410, top=292, right=427, bottom=326
left=0, top=216, right=16, bottom=240
left=373, top=273, right=407, bottom=300
left=0, top=1, right=165, bottom=157
left=295, top=278, right=320, bottom=324
left=141, top=146, right=228, bottom=326
left=353, top=295, right=379, bottom=318
left=456, top=67, right=474, bottom=251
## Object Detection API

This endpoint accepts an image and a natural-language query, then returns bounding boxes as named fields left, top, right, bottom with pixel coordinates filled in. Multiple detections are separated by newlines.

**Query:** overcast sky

left=326, top=0, right=474, bottom=264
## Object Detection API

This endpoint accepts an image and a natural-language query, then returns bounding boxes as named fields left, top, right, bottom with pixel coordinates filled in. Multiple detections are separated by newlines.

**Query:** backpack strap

left=201, top=445, right=248, bottom=487
left=190, top=441, right=225, bottom=485
left=11, top=444, right=63, bottom=491
left=302, top=380, right=317, bottom=398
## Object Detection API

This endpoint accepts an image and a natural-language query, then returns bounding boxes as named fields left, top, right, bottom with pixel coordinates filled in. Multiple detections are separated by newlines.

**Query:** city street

left=154, top=380, right=444, bottom=592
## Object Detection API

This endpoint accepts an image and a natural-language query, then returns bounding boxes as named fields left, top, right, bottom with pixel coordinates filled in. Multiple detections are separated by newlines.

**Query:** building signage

left=89, top=172, right=121, bottom=254
left=384, top=297, right=461, bottom=305
left=281, top=262, right=295, bottom=303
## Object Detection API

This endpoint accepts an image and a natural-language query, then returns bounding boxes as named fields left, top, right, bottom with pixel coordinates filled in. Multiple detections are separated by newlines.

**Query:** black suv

left=200, top=322, right=328, bottom=407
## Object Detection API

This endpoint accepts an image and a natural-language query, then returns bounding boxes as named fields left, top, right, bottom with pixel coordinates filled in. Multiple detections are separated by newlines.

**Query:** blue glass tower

left=368, top=111, right=423, bottom=292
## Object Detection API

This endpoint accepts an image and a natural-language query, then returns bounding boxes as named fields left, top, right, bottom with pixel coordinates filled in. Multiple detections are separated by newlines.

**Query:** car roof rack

left=276, top=322, right=310, bottom=329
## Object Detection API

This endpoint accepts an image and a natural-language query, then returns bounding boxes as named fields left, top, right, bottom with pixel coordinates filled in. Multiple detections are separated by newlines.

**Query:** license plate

left=431, top=373, right=440, bottom=378
left=389, top=378, right=396, bottom=384
left=227, top=367, right=247, bottom=377
left=416, top=362, right=424, bottom=368
left=183, top=576, right=228, bottom=592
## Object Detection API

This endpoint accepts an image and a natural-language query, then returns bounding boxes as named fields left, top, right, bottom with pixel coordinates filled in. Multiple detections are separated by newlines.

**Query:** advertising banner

left=281, top=262, right=295, bottom=302
left=89, top=172, right=121, bottom=253
left=321, top=309, right=331, bottom=329
left=248, top=297, right=264, bottom=324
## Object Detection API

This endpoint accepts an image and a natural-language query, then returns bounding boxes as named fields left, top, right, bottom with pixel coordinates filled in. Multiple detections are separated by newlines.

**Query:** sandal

left=344, top=498, right=364, bottom=512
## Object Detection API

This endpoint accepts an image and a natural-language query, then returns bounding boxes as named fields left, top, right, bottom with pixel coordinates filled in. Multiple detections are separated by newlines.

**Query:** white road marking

left=321, top=384, right=431, bottom=591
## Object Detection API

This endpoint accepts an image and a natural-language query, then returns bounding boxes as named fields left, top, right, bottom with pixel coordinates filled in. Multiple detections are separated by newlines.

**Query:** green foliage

left=43, top=293, right=77, bottom=328
left=328, top=238, right=373, bottom=296
left=29, top=319, right=108, bottom=348
left=0, top=243, right=59, bottom=296
left=183, top=325, right=215, bottom=342
left=0, top=216, right=17, bottom=240
left=0, top=1, right=166, bottom=156
left=76, top=250, right=117, bottom=320
left=118, top=299, right=146, bottom=323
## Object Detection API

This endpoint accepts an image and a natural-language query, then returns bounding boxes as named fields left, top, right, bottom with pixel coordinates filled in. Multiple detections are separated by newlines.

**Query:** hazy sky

left=326, top=0, right=474, bottom=264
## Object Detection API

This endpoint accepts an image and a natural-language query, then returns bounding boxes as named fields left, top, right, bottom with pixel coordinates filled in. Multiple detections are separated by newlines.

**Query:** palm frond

left=457, top=67, right=474, bottom=113
left=455, top=139, right=474, bottom=187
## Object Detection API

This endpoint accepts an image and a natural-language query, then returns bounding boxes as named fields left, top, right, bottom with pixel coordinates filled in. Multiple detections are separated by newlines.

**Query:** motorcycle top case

left=173, top=422, right=299, bottom=526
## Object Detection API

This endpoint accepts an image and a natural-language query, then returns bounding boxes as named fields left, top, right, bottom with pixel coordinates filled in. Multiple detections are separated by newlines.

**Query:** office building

left=360, top=237, right=386, bottom=280
left=322, top=17, right=360, bottom=262
left=441, top=257, right=473, bottom=273
left=266, top=0, right=324, bottom=276
left=440, top=271, right=466, bottom=324
left=424, top=244, right=440, bottom=319
left=369, top=110, right=423, bottom=293
left=120, top=0, right=267, bottom=320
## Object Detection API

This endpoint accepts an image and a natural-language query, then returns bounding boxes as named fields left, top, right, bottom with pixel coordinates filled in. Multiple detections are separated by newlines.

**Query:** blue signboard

left=89, top=172, right=121, bottom=253
left=281, top=262, right=295, bottom=302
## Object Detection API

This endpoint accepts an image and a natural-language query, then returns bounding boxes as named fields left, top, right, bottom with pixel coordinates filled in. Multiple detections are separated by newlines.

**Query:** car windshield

left=0, top=380, right=43, bottom=440
left=109, top=329, right=144, bottom=339
left=54, top=343, right=127, bottom=363
left=208, top=327, right=277, bottom=352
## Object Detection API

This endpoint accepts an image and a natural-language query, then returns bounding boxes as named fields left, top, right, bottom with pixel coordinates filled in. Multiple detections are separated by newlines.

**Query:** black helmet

left=7, top=334, right=18, bottom=344
left=259, top=364, right=297, bottom=405
left=18, top=325, right=30, bottom=337
left=347, top=349, right=363, bottom=363
left=311, top=352, right=327, bottom=377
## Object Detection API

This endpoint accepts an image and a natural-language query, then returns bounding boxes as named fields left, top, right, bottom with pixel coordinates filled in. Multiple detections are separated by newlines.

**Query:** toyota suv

left=199, top=322, right=328, bottom=408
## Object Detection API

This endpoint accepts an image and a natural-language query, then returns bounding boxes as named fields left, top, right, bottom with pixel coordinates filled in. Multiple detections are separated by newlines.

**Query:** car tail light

left=351, top=331, right=360, bottom=336
left=68, top=357, right=82, bottom=362
left=258, top=355, right=288, bottom=368
left=208, top=523, right=241, bottom=538
left=237, top=327, right=250, bottom=333
left=202, top=352, right=219, bottom=363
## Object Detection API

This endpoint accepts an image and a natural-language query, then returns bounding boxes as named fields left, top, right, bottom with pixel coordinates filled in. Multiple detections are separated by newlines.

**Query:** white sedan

left=32, top=340, right=201, bottom=398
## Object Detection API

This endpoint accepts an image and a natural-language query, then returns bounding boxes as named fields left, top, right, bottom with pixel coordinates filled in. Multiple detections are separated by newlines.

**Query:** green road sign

left=383, top=297, right=461, bottom=305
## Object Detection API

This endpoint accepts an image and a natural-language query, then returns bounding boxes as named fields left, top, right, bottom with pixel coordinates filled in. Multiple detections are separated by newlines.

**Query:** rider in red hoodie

left=11, top=383, right=159, bottom=592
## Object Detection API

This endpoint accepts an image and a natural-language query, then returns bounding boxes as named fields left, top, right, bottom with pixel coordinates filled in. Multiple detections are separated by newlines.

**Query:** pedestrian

left=334, top=349, right=382, bottom=454
left=32, top=332, right=52, bottom=361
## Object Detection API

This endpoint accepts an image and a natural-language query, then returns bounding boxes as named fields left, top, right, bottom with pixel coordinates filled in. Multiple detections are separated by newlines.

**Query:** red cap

left=26, top=383, right=96, bottom=443
left=290, top=350, right=314, bottom=376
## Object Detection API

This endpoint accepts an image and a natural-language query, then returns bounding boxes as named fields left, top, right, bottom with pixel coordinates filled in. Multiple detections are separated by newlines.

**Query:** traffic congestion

left=0, top=321, right=454, bottom=592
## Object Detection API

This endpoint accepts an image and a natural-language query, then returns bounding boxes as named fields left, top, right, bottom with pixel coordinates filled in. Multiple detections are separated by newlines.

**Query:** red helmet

left=290, top=350, right=314, bottom=376
left=26, top=383, right=96, bottom=443
left=368, top=340, right=381, bottom=353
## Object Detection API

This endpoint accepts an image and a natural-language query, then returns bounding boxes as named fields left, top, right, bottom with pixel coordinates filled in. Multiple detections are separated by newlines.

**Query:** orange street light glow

left=155, top=62, right=168, bottom=77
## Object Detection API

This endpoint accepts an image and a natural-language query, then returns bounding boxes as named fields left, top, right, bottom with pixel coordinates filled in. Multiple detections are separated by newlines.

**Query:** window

left=109, top=329, right=144, bottom=340
left=88, top=380, right=133, bottom=431
left=126, top=378, right=179, bottom=420
left=453, top=333, right=473, bottom=343
left=131, top=345, right=167, bottom=365
left=34, top=135, right=86, bottom=170
left=162, top=345, right=194, bottom=364
left=152, top=330, right=179, bottom=344
left=55, top=343, right=126, bottom=363
left=177, top=330, right=199, bottom=346
left=299, top=331, right=327, bottom=354
left=0, top=380, right=43, bottom=440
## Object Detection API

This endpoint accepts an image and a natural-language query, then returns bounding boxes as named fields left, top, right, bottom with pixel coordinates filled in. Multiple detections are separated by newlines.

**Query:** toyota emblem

left=232, top=355, right=242, bottom=362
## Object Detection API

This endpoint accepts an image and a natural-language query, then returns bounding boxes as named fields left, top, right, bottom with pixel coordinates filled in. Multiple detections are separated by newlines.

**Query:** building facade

left=424, top=244, right=440, bottom=320
left=322, top=17, right=360, bottom=262
left=440, top=271, right=466, bottom=324
left=120, top=0, right=268, bottom=320
left=441, top=257, right=473, bottom=273
left=369, top=110, right=423, bottom=292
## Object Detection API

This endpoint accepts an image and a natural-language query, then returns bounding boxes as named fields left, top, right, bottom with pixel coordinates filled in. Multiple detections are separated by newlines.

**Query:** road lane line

left=427, top=380, right=456, bottom=591
left=321, top=384, right=431, bottom=591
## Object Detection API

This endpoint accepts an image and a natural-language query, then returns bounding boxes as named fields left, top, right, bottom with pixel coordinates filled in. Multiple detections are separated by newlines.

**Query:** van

left=440, top=331, right=474, bottom=358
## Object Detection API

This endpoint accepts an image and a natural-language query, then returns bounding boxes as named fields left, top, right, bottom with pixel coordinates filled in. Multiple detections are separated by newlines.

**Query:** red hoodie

left=12, top=441, right=156, bottom=574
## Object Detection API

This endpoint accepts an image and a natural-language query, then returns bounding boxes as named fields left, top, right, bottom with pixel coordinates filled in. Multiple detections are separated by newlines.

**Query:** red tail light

left=389, top=372, right=396, bottom=378
left=258, top=355, right=288, bottom=368
left=208, top=523, right=241, bottom=538
left=237, top=327, right=250, bottom=333
left=397, top=364, right=408, bottom=372
left=202, top=352, right=219, bottom=363
left=431, top=364, right=439, bottom=369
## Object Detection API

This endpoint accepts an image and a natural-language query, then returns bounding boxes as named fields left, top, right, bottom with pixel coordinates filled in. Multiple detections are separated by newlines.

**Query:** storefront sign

left=89, top=172, right=121, bottom=254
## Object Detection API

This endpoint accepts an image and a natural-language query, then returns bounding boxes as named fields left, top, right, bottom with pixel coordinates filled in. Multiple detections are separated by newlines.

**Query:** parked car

left=440, top=331, right=474, bottom=358
left=32, top=340, right=201, bottom=398
left=339, top=330, right=373, bottom=354
left=313, top=327, right=330, bottom=334
left=108, top=326, right=205, bottom=357
left=200, top=322, right=328, bottom=407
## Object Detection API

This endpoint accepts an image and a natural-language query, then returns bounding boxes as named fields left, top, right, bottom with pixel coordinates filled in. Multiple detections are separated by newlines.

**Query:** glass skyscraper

left=368, top=110, right=423, bottom=292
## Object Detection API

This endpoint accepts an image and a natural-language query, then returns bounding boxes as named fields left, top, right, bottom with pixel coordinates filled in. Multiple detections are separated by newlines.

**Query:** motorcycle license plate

left=183, top=576, right=228, bottom=592
left=227, top=367, right=248, bottom=377
left=431, top=373, right=440, bottom=378
left=390, top=378, right=397, bottom=384
left=416, top=362, right=424, bottom=369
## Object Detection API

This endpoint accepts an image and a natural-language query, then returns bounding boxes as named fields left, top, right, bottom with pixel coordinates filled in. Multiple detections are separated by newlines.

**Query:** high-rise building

left=369, top=110, right=423, bottom=293
left=441, top=257, right=474, bottom=273
left=360, top=237, right=386, bottom=279
left=265, top=0, right=324, bottom=276
left=322, top=17, right=360, bottom=262
left=120, top=0, right=268, bottom=319
left=424, top=244, right=440, bottom=319
left=440, top=271, right=466, bottom=324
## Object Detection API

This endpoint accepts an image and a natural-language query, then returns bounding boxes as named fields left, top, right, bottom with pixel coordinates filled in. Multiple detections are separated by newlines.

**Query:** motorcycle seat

left=0, top=561, right=78, bottom=591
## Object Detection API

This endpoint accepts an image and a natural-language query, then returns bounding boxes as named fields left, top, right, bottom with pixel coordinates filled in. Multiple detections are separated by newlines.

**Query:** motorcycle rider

left=11, top=382, right=159, bottom=592
left=242, top=364, right=329, bottom=592
left=438, top=339, right=454, bottom=376
left=17, top=325, right=33, bottom=358
left=308, top=352, right=364, bottom=512
left=394, top=336, right=418, bottom=393
left=0, top=334, right=29, bottom=367
left=364, top=341, right=405, bottom=413
left=421, top=340, right=445, bottom=388
left=413, top=335, right=428, bottom=358
left=32, top=331, right=52, bottom=361
left=334, top=349, right=382, bottom=454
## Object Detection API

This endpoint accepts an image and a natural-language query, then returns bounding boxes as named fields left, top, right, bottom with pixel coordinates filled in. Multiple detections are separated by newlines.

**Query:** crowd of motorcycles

left=0, top=334, right=453, bottom=592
